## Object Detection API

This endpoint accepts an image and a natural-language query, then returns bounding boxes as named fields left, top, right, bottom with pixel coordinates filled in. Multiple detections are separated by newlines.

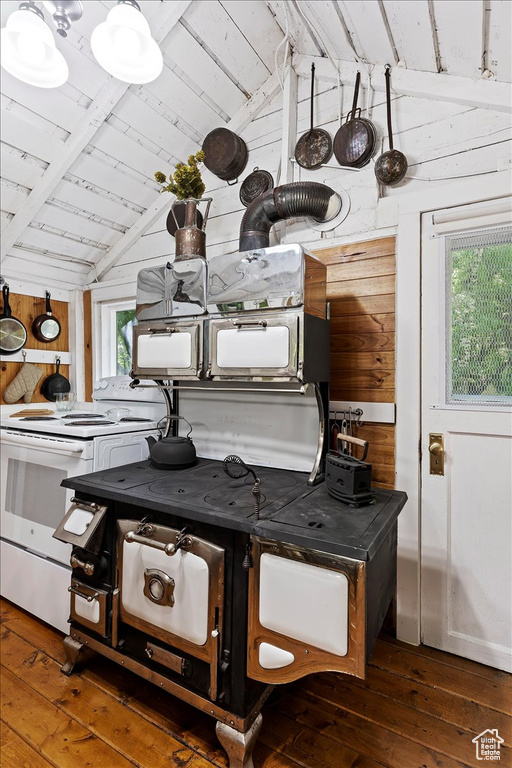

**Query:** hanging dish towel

left=4, top=362, right=44, bottom=403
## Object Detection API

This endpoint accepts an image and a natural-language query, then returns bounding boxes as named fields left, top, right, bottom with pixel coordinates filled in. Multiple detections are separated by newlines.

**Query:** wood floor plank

left=299, top=674, right=508, bottom=766
left=1, top=666, right=137, bottom=768
left=260, top=706, right=385, bottom=768
left=0, top=720, right=56, bottom=768
left=318, top=666, right=512, bottom=737
left=1, top=627, right=214, bottom=768
left=368, top=640, right=512, bottom=714
left=271, top=693, right=474, bottom=768
left=1, top=599, right=66, bottom=663
left=379, top=633, right=510, bottom=683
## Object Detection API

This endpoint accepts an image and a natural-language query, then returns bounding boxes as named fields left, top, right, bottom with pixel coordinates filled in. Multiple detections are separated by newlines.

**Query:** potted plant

left=155, top=151, right=212, bottom=261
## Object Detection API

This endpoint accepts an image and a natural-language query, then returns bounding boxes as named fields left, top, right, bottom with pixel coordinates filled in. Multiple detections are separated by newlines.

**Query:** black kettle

left=146, top=416, right=197, bottom=470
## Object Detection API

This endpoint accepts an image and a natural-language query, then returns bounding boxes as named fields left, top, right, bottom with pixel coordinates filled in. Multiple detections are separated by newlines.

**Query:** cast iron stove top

left=62, top=459, right=407, bottom=559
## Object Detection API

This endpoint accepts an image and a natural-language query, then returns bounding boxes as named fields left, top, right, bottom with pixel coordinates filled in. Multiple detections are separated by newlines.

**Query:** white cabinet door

left=247, top=537, right=366, bottom=684
left=421, top=207, right=512, bottom=671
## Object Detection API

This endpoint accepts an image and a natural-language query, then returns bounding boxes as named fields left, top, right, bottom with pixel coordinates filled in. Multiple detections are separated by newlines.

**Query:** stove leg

left=61, top=635, right=87, bottom=676
left=216, top=713, right=262, bottom=768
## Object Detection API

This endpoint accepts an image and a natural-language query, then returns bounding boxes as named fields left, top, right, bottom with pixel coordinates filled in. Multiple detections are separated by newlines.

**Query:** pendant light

left=90, top=0, right=163, bottom=85
left=0, top=1, right=68, bottom=88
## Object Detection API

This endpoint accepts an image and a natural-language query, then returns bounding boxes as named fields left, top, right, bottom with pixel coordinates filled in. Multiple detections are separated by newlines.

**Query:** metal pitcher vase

left=170, top=198, right=212, bottom=261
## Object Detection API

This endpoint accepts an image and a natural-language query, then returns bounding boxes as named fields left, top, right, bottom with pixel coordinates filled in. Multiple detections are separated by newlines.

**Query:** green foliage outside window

left=116, top=309, right=136, bottom=376
left=450, top=241, right=512, bottom=399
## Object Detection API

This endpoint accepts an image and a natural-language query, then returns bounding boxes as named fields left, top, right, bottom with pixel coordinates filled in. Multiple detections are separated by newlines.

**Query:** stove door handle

left=124, top=530, right=178, bottom=556
left=1, top=431, right=85, bottom=454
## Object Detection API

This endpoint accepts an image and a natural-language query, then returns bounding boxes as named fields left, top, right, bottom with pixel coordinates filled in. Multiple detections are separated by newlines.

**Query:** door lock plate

left=429, top=433, right=444, bottom=475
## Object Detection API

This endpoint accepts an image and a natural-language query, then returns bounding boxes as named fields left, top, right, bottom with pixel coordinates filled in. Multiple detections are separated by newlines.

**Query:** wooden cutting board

left=10, top=408, right=54, bottom=417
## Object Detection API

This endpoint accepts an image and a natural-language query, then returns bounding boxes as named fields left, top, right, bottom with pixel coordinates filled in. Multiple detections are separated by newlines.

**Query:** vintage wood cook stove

left=54, top=244, right=406, bottom=768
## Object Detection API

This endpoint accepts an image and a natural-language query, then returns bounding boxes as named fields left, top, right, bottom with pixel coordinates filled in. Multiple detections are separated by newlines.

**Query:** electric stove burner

left=64, top=420, right=117, bottom=426
left=61, top=413, right=105, bottom=419
left=119, top=417, right=153, bottom=422
left=21, top=416, right=59, bottom=421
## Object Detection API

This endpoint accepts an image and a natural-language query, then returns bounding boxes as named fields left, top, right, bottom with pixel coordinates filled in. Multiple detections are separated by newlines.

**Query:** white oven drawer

left=133, top=321, right=203, bottom=379
left=69, top=579, right=109, bottom=637
left=209, top=314, right=299, bottom=379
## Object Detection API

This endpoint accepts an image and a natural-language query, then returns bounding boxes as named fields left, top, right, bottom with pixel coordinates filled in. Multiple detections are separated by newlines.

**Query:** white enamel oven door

left=132, top=321, right=203, bottom=379
left=247, top=537, right=366, bottom=683
left=0, top=430, right=92, bottom=565
left=208, top=313, right=300, bottom=380
left=116, top=520, right=224, bottom=687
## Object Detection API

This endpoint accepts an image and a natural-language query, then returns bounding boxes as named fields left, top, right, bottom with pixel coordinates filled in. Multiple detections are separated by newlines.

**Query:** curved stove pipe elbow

left=239, top=181, right=341, bottom=252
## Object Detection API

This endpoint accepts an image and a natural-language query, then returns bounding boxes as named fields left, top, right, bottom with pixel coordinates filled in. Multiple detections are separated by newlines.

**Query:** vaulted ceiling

left=1, top=0, right=510, bottom=288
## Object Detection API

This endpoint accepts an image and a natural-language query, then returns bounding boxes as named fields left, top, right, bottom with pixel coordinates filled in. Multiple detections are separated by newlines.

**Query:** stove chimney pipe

left=239, top=181, right=341, bottom=252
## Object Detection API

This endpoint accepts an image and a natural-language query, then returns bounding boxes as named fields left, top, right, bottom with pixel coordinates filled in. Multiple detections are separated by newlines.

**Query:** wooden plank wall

left=0, top=292, right=70, bottom=405
left=316, top=237, right=396, bottom=489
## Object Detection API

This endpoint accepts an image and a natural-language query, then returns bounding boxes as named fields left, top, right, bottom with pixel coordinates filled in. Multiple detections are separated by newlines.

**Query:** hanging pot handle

left=2, top=284, right=11, bottom=316
left=384, top=65, right=394, bottom=150
left=45, top=291, right=53, bottom=315
left=55, top=356, right=61, bottom=374
left=309, top=62, right=315, bottom=135
left=349, top=71, right=361, bottom=120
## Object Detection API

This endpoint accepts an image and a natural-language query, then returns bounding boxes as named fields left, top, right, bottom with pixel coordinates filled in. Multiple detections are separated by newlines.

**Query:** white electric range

left=0, top=376, right=166, bottom=631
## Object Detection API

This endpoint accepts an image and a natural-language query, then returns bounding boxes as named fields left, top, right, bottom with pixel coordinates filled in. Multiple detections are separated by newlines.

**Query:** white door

left=420, top=203, right=512, bottom=672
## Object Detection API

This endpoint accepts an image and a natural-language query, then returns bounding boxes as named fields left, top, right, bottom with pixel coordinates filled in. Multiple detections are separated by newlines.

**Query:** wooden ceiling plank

left=340, top=1, right=398, bottom=66
left=38, top=203, right=125, bottom=246
left=0, top=0, right=192, bottom=262
left=1, top=70, right=87, bottom=133
left=183, top=0, right=270, bottom=93
left=1, top=113, right=64, bottom=165
left=164, top=24, right=246, bottom=117
left=70, top=154, right=157, bottom=210
left=20, top=227, right=106, bottom=261
left=0, top=146, right=46, bottom=189
left=0, top=180, right=29, bottom=216
left=140, top=65, right=224, bottom=137
left=220, top=0, right=285, bottom=73
left=382, top=0, right=438, bottom=72
left=494, top=0, right=512, bottom=82
left=432, top=0, right=484, bottom=77
left=111, top=94, right=198, bottom=159
left=266, top=0, right=320, bottom=56
left=294, top=55, right=511, bottom=111
left=53, top=180, right=140, bottom=228
left=91, top=123, right=172, bottom=179
left=88, top=68, right=282, bottom=283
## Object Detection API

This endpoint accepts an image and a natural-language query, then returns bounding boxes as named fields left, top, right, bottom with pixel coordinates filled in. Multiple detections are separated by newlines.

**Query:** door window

left=445, top=226, right=512, bottom=406
left=5, top=458, right=67, bottom=528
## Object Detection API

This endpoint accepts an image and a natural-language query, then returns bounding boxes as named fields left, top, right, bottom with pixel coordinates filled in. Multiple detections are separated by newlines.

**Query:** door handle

left=429, top=433, right=444, bottom=475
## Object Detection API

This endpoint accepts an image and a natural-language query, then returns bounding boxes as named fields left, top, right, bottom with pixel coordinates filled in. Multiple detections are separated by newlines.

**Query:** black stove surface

left=62, top=459, right=406, bottom=559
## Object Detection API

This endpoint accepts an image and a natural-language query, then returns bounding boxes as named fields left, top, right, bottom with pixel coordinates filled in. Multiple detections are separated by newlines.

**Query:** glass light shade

left=91, top=3, right=163, bottom=84
left=1, top=9, right=68, bottom=88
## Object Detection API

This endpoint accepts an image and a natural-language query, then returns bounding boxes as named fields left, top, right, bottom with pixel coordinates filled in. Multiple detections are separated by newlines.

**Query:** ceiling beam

left=0, top=0, right=192, bottom=261
left=87, top=70, right=282, bottom=283
left=294, top=55, right=512, bottom=112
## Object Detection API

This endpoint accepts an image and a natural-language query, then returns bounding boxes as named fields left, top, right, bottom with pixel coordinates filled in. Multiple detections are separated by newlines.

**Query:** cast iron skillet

left=40, top=357, right=71, bottom=402
left=333, top=71, right=376, bottom=168
left=295, top=63, right=333, bottom=170
left=0, top=283, right=27, bottom=355
left=32, top=291, right=61, bottom=343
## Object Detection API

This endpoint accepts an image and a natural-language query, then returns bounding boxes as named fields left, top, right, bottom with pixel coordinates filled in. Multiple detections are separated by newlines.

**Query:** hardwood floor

left=1, top=598, right=510, bottom=768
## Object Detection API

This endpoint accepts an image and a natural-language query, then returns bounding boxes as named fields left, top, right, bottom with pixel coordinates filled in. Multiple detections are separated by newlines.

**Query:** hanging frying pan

left=40, top=357, right=71, bottom=402
left=32, top=291, right=61, bottom=343
left=375, top=65, right=408, bottom=186
left=0, top=284, right=27, bottom=355
left=333, top=71, right=376, bottom=168
left=295, top=63, right=333, bottom=170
